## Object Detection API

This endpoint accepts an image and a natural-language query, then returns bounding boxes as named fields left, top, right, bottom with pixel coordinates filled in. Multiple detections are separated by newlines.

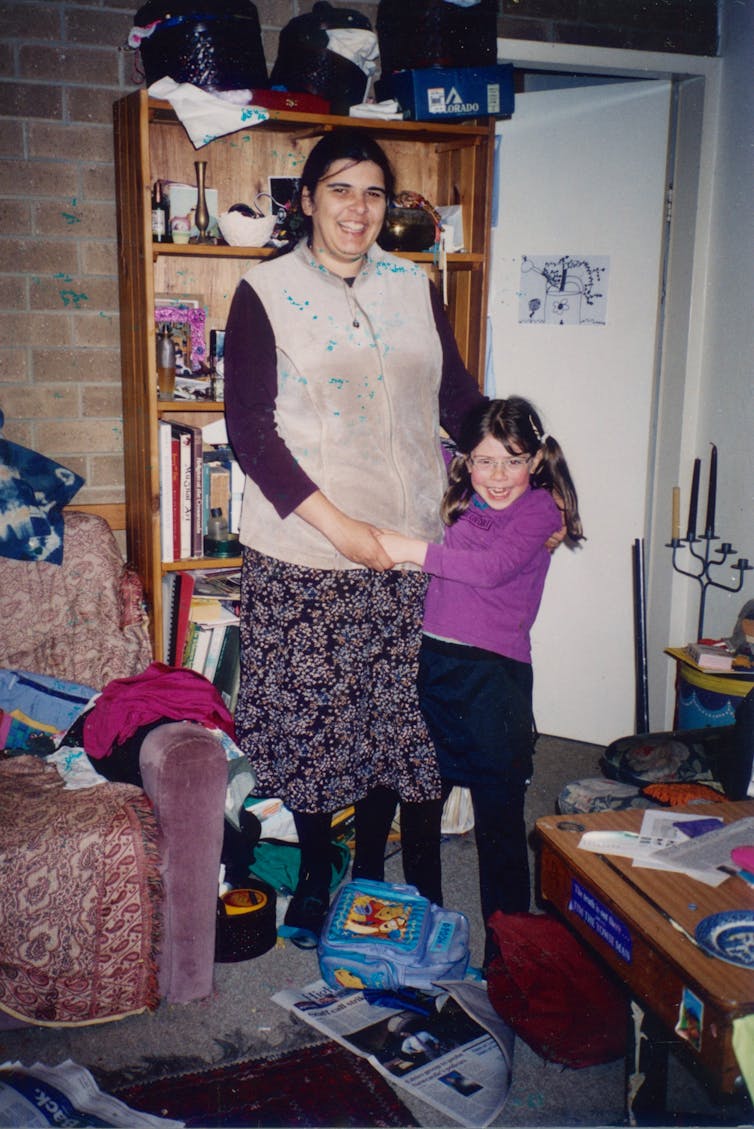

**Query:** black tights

left=291, top=787, right=446, bottom=904
left=291, top=809, right=334, bottom=892
left=352, top=785, right=446, bottom=905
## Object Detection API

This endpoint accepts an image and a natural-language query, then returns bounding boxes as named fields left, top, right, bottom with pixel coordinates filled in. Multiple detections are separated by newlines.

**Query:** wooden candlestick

left=671, top=486, right=680, bottom=541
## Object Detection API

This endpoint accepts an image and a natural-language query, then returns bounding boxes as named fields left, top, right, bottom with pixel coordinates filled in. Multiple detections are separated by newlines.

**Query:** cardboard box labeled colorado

left=378, top=64, right=514, bottom=123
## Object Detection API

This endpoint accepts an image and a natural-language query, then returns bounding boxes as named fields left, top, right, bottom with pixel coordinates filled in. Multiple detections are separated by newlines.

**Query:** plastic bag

left=248, top=837, right=350, bottom=895
left=376, top=0, right=497, bottom=76
left=270, top=2, right=373, bottom=115
left=132, top=0, right=268, bottom=91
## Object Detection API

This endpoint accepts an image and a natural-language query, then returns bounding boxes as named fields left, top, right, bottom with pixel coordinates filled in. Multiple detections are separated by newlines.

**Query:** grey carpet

left=0, top=736, right=742, bottom=1126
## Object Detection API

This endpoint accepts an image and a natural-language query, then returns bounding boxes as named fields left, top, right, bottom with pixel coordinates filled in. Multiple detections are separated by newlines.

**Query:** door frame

left=496, top=39, right=722, bottom=727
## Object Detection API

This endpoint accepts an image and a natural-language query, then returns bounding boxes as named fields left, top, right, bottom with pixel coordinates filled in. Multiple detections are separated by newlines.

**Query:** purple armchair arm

left=140, top=722, right=227, bottom=1004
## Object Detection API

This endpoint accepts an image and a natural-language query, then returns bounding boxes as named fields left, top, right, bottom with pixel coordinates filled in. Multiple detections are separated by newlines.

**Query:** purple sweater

left=423, top=487, right=562, bottom=664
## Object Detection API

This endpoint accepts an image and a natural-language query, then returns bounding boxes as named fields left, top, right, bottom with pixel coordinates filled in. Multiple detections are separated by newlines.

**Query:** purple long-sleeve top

left=422, top=487, right=562, bottom=664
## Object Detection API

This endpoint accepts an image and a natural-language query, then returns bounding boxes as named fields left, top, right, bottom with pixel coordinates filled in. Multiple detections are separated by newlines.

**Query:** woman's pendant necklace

left=343, top=275, right=361, bottom=328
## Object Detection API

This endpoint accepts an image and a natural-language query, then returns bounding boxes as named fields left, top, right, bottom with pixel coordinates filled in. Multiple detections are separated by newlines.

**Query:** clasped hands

left=340, top=524, right=566, bottom=572
left=298, top=493, right=566, bottom=572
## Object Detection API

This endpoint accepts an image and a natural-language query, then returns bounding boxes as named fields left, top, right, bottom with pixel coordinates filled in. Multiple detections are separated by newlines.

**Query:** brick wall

left=0, top=0, right=718, bottom=509
left=499, top=1, right=718, bottom=56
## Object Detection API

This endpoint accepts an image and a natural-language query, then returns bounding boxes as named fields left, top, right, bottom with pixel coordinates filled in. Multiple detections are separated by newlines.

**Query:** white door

left=488, top=80, right=672, bottom=744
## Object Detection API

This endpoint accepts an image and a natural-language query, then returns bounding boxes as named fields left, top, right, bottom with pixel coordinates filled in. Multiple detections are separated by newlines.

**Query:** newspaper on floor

left=273, top=978, right=513, bottom=1127
left=0, top=1060, right=184, bottom=1128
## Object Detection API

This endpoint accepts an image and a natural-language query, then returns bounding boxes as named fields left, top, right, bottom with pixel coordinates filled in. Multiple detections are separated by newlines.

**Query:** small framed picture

left=154, top=302, right=207, bottom=372
left=268, top=177, right=300, bottom=215
left=154, top=293, right=202, bottom=310
left=209, top=328, right=225, bottom=369
left=209, top=328, right=225, bottom=400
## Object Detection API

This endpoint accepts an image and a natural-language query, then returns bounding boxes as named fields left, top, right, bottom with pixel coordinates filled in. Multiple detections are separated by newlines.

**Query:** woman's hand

left=377, top=530, right=428, bottom=569
left=330, top=516, right=394, bottom=570
left=546, top=491, right=568, bottom=553
left=546, top=523, right=567, bottom=553
left=295, top=491, right=393, bottom=570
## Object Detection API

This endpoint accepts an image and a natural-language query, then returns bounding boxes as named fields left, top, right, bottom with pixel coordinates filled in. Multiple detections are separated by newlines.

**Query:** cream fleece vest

left=237, top=241, right=446, bottom=569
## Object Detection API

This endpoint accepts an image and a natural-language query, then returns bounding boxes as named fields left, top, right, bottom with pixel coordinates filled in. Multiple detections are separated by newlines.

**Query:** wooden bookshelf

left=113, top=89, right=495, bottom=660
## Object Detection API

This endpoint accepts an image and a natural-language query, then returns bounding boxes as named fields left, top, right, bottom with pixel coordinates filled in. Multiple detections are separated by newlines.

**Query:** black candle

left=686, top=458, right=700, bottom=540
left=704, top=443, right=717, bottom=538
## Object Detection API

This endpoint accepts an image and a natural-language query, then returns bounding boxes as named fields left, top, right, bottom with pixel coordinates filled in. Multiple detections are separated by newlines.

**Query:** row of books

left=158, top=420, right=243, bottom=562
left=162, top=569, right=242, bottom=711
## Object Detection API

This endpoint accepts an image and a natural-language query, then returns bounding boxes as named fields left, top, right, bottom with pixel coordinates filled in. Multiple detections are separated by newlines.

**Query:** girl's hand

left=377, top=530, right=428, bottom=569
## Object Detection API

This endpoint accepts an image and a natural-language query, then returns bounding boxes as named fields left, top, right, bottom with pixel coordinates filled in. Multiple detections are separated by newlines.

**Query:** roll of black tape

left=215, top=880, right=277, bottom=962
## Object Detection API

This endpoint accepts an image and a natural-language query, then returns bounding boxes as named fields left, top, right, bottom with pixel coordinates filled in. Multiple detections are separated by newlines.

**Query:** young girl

left=378, top=396, right=583, bottom=965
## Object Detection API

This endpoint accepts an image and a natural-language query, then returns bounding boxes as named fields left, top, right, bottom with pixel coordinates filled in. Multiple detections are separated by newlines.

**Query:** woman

left=224, top=128, right=483, bottom=945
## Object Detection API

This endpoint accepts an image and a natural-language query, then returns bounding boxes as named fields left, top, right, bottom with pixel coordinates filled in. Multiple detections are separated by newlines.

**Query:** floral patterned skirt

left=235, top=549, right=441, bottom=813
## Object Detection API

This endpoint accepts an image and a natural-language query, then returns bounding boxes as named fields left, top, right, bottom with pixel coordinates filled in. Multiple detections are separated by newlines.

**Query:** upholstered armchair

left=0, top=509, right=228, bottom=1027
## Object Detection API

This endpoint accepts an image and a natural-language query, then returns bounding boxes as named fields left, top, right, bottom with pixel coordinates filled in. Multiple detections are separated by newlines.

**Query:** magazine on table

left=273, top=978, right=513, bottom=1127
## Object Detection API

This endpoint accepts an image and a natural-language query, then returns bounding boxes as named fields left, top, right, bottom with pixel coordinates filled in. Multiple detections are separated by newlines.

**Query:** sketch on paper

left=518, top=254, right=609, bottom=325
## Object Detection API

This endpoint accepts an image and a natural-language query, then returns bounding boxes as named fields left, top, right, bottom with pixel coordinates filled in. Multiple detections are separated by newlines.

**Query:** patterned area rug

left=111, top=1040, right=418, bottom=1127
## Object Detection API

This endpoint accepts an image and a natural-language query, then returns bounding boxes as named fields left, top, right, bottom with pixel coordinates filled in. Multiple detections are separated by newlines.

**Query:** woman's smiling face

left=301, top=158, right=387, bottom=277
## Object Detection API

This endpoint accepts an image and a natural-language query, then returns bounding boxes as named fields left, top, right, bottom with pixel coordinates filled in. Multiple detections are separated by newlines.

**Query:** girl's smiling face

left=301, top=158, right=387, bottom=277
left=467, top=435, right=540, bottom=510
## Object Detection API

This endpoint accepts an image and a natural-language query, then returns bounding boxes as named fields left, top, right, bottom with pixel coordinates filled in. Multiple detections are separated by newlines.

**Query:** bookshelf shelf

left=152, top=243, right=273, bottom=262
left=114, top=89, right=494, bottom=661
left=152, top=243, right=485, bottom=266
left=157, top=401, right=225, bottom=415
left=163, top=556, right=243, bottom=573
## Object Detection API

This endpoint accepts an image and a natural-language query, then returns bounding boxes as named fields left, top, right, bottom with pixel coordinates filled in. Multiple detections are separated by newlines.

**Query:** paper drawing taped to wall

left=518, top=255, right=609, bottom=325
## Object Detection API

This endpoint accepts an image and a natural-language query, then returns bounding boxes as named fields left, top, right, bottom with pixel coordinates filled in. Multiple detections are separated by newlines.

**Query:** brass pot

left=378, top=206, right=437, bottom=253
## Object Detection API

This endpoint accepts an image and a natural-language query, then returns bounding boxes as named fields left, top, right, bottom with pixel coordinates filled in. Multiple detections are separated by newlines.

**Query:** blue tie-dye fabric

left=0, top=417, right=84, bottom=564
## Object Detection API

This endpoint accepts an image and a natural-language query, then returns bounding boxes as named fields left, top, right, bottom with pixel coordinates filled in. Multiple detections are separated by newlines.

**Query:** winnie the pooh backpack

left=317, top=879, right=470, bottom=990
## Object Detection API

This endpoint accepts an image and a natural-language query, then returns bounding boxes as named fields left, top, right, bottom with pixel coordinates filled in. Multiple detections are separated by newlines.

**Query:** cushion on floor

left=557, top=776, right=658, bottom=815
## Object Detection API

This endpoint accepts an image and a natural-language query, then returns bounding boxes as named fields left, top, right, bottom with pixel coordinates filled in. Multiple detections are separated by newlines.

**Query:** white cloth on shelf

left=148, top=77, right=269, bottom=149
left=349, top=99, right=404, bottom=121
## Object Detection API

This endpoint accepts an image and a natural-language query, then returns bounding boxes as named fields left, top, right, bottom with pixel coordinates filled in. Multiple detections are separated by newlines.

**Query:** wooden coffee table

left=536, top=801, right=754, bottom=1121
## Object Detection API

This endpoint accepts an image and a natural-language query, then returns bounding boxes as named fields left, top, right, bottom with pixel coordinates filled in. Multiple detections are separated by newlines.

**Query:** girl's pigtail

left=441, top=453, right=473, bottom=525
left=534, top=436, right=584, bottom=542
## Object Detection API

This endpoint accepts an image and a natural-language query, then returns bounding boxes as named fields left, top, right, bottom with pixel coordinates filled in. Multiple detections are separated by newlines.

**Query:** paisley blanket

left=0, top=756, right=161, bottom=1026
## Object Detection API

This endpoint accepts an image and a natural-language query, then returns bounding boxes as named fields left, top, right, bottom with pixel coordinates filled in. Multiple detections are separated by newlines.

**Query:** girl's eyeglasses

left=467, top=454, right=532, bottom=472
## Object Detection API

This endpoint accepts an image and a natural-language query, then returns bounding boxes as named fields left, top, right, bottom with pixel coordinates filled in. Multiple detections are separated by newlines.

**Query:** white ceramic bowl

left=218, top=211, right=277, bottom=247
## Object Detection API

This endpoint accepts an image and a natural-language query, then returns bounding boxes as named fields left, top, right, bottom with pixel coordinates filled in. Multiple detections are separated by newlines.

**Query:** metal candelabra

left=667, top=533, right=752, bottom=642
